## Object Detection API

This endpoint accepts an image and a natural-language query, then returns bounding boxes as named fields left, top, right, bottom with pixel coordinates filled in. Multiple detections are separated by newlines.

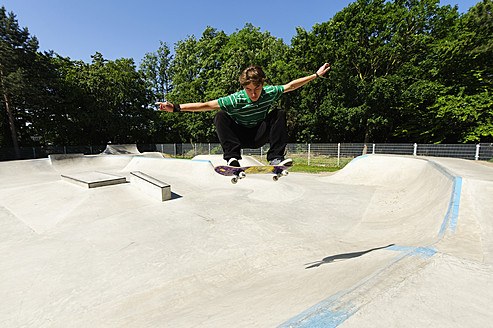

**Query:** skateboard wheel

left=231, top=177, right=238, bottom=184
left=282, top=170, right=289, bottom=176
left=273, top=175, right=279, bottom=182
left=239, top=171, right=246, bottom=179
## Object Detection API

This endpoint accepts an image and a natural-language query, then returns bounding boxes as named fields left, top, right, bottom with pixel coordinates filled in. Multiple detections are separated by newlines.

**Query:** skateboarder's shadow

left=305, top=244, right=394, bottom=269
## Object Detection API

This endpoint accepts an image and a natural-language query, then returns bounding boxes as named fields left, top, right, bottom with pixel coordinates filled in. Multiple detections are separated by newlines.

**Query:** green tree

left=219, top=23, right=288, bottom=93
left=427, top=0, right=493, bottom=142
left=58, top=53, right=152, bottom=145
left=290, top=0, right=460, bottom=143
left=139, top=41, right=178, bottom=143
left=20, top=52, right=72, bottom=146
left=140, top=41, right=173, bottom=102
left=395, top=0, right=492, bottom=142
left=166, top=32, right=205, bottom=143
left=0, top=6, right=38, bottom=157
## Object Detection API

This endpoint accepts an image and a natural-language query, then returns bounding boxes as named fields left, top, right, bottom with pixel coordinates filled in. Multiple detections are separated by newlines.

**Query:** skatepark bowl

left=1, top=150, right=492, bottom=327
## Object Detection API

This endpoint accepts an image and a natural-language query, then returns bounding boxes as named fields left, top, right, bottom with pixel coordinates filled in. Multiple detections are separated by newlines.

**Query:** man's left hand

left=317, top=63, right=331, bottom=77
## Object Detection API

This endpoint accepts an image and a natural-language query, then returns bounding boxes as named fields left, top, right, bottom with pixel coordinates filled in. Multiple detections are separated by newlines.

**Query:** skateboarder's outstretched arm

left=155, top=62, right=330, bottom=112
left=282, top=63, right=331, bottom=93
left=155, top=99, right=220, bottom=112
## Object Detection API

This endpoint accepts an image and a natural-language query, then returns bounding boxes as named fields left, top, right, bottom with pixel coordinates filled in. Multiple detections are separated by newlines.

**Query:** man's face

left=243, top=82, right=263, bottom=102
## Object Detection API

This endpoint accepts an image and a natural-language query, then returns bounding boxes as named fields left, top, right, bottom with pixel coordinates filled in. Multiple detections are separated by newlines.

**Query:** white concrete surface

left=0, top=154, right=492, bottom=327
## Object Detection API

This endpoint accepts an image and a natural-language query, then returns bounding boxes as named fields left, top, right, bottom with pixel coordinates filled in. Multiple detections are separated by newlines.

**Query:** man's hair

left=239, top=65, right=266, bottom=86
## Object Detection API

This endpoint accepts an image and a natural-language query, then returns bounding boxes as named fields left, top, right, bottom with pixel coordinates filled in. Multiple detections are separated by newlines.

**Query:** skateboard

left=214, top=165, right=292, bottom=184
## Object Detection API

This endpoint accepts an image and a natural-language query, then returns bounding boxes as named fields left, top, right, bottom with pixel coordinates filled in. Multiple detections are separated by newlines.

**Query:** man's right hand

left=155, top=101, right=173, bottom=112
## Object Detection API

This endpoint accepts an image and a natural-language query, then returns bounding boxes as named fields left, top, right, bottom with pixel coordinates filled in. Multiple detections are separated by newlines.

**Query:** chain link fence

left=2, top=143, right=492, bottom=167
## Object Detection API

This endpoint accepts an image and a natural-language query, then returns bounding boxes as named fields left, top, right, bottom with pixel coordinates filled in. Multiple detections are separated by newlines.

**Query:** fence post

left=308, top=144, right=311, bottom=166
left=337, top=143, right=341, bottom=167
left=372, top=143, right=375, bottom=154
left=260, top=146, right=263, bottom=160
left=475, top=144, right=480, bottom=161
left=413, top=143, right=418, bottom=156
left=208, top=143, right=211, bottom=155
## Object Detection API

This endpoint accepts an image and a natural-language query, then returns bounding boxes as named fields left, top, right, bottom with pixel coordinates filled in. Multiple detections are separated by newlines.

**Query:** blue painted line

left=409, top=246, right=437, bottom=259
left=347, top=155, right=369, bottom=165
left=278, top=291, right=357, bottom=328
left=438, top=177, right=462, bottom=236
left=438, top=191, right=455, bottom=236
left=384, top=245, right=437, bottom=260
left=448, top=177, right=462, bottom=233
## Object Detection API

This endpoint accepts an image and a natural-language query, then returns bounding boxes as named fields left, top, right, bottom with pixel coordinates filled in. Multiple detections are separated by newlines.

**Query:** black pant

left=214, top=109, right=287, bottom=161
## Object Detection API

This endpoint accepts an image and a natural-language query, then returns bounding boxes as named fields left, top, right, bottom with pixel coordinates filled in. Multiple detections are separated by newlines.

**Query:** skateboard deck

left=214, top=165, right=292, bottom=184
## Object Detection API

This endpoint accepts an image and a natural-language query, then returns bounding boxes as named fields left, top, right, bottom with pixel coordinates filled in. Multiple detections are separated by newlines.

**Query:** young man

left=156, top=63, right=330, bottom=167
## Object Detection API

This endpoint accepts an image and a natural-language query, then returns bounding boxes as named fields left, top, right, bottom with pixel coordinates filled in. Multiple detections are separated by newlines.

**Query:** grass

left=287, top=164, right=341, bottom=174
left=251, top=154, right=351, bottom=174
left=165, top=153, right=351, bottom=174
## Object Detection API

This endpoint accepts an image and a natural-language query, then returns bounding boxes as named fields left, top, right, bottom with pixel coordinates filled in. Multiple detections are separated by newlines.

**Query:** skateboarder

left=156, top=63, right=331, bottom=167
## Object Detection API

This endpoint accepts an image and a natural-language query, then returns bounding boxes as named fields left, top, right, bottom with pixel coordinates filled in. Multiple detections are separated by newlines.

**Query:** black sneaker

left=227, top=158, right=240, bottom=167
left=270, top=158, right=293, bottom=166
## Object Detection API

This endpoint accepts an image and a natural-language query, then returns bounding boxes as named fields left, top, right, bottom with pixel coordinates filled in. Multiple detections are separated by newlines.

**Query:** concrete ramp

left=0, top=154, right=491, bottom=327
left=49, top=153, right=134, bottom=174
left=324, top=155, right=456, bottom=245
left=281, top=155, right=492, bottom=327
left=101, top=143, right=141, bottom=155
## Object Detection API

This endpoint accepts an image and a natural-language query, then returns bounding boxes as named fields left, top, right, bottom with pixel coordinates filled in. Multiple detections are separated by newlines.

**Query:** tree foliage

left=1, top=1, right=491, bottom=152
left=0, top=6, right=39, bottom=157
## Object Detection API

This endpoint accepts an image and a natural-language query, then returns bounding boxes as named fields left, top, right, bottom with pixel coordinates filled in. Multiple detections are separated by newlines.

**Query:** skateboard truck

left=231, top=171, right=247, bottom=184
left=272, top=169, right=289, bottom=182
left=231, top=169, right=289, bottom=184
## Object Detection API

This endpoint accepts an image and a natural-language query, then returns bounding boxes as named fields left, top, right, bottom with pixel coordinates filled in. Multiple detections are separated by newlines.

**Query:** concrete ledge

left=130, top=171, right=171, bottom=201
left=61, top=171, right=127, bottom=188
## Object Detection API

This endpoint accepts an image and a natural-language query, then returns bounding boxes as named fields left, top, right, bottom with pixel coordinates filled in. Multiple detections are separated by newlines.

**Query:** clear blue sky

left=2, top=0, right=481, bottom=65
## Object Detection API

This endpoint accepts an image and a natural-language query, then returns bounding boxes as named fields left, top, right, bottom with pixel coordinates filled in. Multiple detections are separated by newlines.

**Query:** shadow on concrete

left=305, top=244, right=395, bottom=269
left=170, top=192, right=182, bottom=200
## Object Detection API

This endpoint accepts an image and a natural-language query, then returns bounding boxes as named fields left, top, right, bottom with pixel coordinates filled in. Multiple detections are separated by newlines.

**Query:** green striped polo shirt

left=217, top=85, right=284, bottom=128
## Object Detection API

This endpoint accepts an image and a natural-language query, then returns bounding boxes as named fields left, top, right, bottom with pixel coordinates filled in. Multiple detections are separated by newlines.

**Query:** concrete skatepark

left=1, top=146, right=492, bottom=327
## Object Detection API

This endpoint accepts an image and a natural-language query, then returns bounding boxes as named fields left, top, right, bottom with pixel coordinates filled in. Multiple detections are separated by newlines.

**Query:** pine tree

left=0, top=6, right=38, bottom=158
